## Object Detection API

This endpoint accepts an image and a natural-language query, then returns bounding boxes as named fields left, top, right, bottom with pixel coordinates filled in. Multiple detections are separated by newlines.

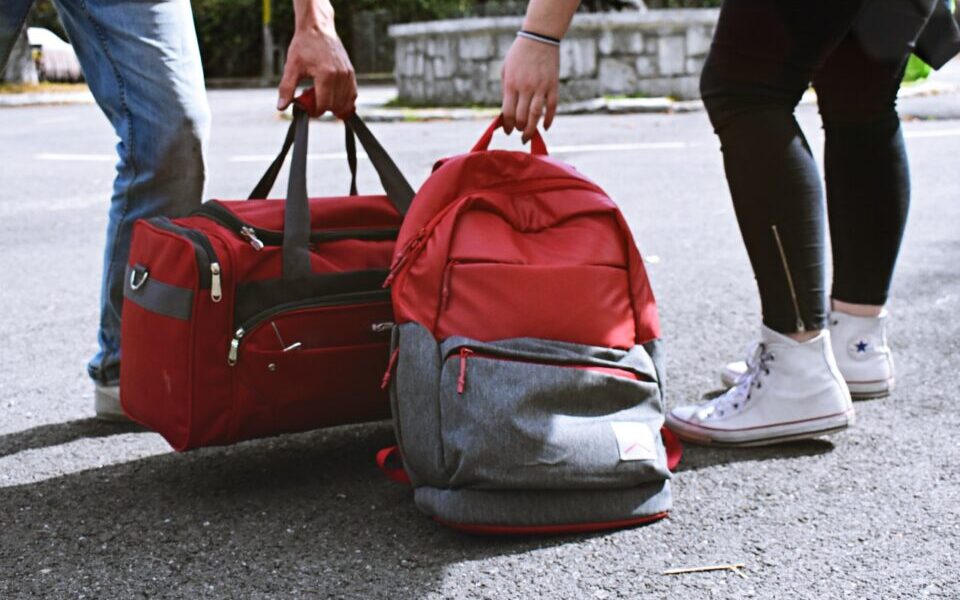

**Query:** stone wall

left=389, top=9, right=719, bottom=106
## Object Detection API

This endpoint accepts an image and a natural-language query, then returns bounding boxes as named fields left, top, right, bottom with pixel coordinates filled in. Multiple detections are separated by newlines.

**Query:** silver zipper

left=371, top=321, right=395, bottom=334
left=227, top=327, right=244, bottom=366
left=210, top=263, right=223, bottom=303
left=240, top=227, right=264, bottom=251
left=770, top=225, right=805, bottom=332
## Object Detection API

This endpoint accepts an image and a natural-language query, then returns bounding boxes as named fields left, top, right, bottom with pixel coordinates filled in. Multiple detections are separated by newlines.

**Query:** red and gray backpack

left=379, top=118, right=681, bottom=534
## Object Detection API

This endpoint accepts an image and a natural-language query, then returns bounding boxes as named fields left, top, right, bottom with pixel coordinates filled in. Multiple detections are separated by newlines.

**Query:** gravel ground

left=1, top=83, right=958, bottom=599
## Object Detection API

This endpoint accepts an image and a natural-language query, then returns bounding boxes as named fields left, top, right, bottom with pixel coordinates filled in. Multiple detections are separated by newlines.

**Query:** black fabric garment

left=700, top=0, right=937, bottom=333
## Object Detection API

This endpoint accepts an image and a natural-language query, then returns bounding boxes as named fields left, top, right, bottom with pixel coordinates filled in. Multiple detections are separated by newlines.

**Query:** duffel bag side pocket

left=120, top=222, right=202, bottom=450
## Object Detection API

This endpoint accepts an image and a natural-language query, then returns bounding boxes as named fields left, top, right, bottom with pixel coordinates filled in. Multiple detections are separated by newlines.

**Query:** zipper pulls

left=210, top=263, right=223, bottom=303
left=227, top=327, right=245, bottom=366
left=381, top=347, right=400, bottom=390
left=770, top=225, right=805, bottom=332
left=457, top=348, right=474, bottom=394
left=240, top=227, right=264, bottom=251
left=384, top=228, right=428, bottom=288
left=371, top=321, right=395, bottom=334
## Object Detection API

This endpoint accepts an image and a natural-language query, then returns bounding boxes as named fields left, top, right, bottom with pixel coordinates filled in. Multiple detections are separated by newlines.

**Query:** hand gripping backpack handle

left=249, top=89, right=416, bottom=280
left=471, top=115, right=549, bottom=156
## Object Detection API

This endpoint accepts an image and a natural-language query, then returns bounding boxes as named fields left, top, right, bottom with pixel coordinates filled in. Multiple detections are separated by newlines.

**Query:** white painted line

left=903, top=128, right=960, bottom=139
left=550, top=141, right=690, bottom=154
left=230, top=152, right=369, bottom=162
left=37, top=116, right=76, bottom=126
left=35, top=152, right=114, bottom=162
left=231, top=143, right=687, bottom=161
left=0, top=195, right=105, bottom=216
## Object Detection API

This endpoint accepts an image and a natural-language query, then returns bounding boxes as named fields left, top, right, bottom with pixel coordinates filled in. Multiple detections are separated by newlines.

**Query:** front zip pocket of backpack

left=437, top=341, right=670, bottom=491
left=232, top=293, right=395, bottom=439
left=435, top=262, right=636, bottom=348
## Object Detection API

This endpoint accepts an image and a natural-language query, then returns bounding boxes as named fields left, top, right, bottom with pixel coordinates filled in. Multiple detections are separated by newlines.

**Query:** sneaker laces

left=702, top=343, right=775, bottom=419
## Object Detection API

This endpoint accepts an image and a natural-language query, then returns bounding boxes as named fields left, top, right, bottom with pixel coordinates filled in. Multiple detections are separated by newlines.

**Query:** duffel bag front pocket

left=232, top=294, right=395, bottom=440
left=437, top=338, right=670, bottom=490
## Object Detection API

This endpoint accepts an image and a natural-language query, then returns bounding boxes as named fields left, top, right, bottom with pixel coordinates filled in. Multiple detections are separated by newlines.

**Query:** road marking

left=903, top=127, right=960, bottom=139
left=228, top=142, right=690, bottom=162
left=230, top=152, right=369, bottom=162
left=35, top=153, right=114, bottom=162
left=550, top=141, right=690, bottom=154
left=0, top=195, right=105, bottom=216
left=37, top=116, right=76, bottom=126
left=30, top=127, right=957, bottom=166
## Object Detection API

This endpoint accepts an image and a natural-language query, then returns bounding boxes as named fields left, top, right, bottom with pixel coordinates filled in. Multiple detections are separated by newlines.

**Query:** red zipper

left=381, top=347, right=400, bottom=390
left=383, top=228, right=428, bottom=288
left=456, top=348, right=474, bottom=394
left=454, top=348, right=642, bottom=395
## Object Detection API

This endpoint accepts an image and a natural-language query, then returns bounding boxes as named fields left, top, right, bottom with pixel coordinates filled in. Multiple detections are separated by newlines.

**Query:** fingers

left=276, top=62, right=299, bottom=111
left=522, top=93, right=545, bottom=143
left=279, top=31, right=356, bottom=119
left=501, top=86, right=519, bottom=134
left=544, top=89, right=558, bottom=131
left=311, top=69, right=357, bottom=119
left=313, top=77, right=334, bottom=119
left=514, top=92, right=531, bottom=137
left=333, top=72, right=358, bottom=119
left=499, top=37, right=561, bottom=138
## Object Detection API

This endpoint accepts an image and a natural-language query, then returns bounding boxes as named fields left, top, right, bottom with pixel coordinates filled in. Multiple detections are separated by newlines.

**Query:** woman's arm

left=277, top=0, right=357, bottom=118
left=501, top=0, right=581, bottom=141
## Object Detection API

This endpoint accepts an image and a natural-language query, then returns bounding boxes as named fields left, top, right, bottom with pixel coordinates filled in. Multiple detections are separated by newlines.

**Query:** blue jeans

left=2, top=0, right=210, bottom=384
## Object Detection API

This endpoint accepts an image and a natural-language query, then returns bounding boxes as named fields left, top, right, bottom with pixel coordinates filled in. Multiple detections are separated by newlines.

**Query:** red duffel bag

left=119, top=92, right=414, bottom=450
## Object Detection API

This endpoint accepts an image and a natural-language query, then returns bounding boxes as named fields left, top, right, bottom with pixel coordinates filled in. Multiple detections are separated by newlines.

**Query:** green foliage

left=28, top=0, right=723, bottom=79
left=644, top=0, right=721, bottom=6
left=28, top=1, right=67, bottom=40
left=191, top=0, right=293, bottom=78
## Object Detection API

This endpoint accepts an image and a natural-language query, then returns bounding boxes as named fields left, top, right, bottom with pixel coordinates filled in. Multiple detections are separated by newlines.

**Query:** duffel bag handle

left=471, top=115, right=549, bottom=156
left=251, top=89, right=416, bottom=280
left=248, top=90, right=390, bottom=201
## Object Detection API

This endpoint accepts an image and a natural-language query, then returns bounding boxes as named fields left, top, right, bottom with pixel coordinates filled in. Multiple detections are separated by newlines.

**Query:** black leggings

left=701, top=0, right=936, bottom=333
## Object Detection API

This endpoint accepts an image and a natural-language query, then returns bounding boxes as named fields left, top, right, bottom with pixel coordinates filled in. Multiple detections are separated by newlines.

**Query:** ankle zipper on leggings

left=770, top=224, right=805, bottom=333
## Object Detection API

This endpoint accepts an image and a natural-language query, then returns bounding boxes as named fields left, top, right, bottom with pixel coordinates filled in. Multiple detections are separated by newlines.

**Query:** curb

left=301, top=97, right=703, bottom=123
left=350, top=80, right=959, bottom=122
left=3, top=78, right=955, bottom=114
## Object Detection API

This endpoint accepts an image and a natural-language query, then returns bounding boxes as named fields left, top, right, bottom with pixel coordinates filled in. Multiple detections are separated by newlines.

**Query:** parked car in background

left=27, top=27, right=83, bottom=82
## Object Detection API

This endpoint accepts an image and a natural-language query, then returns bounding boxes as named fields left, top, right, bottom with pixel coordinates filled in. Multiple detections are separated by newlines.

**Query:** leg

left=699, top=0, right=866, bottom=336
left=815, top=7, right=926, bottom=313
left=52, top=0, right=210, bottom=389
left=810, top=3, right=932, bottom=398
left=667, top=0, right=869, bottom=446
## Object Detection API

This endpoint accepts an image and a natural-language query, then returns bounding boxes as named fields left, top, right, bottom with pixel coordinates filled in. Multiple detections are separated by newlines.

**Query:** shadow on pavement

left=0, top=421, right=589, bottom=598
left=0, top=415, right=836, bottom=597
left=0, top=418, right=145, bottom=459
left=676, top=438, right=835, bottom=473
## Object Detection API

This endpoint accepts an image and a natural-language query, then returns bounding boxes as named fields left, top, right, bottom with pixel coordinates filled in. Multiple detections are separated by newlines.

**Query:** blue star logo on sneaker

left=856, top=340, right=869, bottom=353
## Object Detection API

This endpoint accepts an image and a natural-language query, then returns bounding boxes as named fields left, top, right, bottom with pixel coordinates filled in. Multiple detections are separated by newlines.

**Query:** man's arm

left=277, top=0, right=357, bottom=118
left=501, top=0, right=581, bottom=141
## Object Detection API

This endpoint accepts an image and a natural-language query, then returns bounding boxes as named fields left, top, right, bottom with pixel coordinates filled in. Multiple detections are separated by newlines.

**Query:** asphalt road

left=1, top=82, right=959, bottom=599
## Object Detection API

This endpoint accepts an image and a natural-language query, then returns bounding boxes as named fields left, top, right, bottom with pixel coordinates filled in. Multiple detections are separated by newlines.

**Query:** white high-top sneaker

left=721, top=311, right=895, bottom=399
left=828, top=311, right=895, bottom=399
left=668, top=326, right=855, bottom=446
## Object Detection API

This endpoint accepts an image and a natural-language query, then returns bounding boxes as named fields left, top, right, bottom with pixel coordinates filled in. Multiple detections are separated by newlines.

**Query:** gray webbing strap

left=282, top=107, right=313, bottom=279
